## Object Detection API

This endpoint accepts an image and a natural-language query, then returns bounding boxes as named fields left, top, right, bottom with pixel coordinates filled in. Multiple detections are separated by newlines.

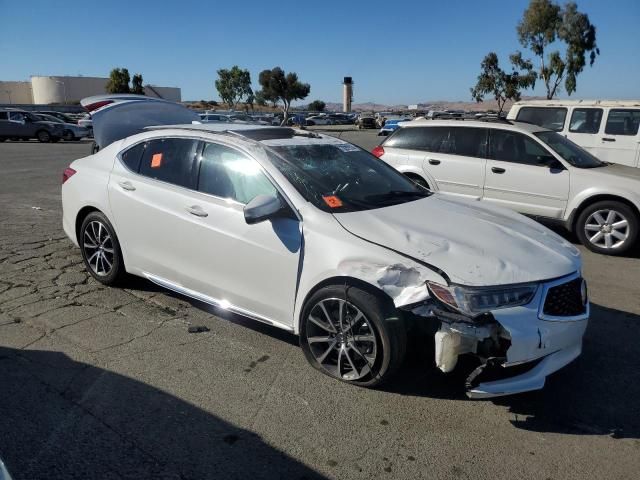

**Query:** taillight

left=372, top=145, right=385, bottom=158
left=62, top=167, right=76, bottom=184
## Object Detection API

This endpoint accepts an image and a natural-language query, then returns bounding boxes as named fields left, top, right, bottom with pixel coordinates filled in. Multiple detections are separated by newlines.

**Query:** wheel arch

left=569, top=194, right=640, bottom=232
left=75, top=206, right=101, bottom=244
left=296, top=276, right=396, bottom=334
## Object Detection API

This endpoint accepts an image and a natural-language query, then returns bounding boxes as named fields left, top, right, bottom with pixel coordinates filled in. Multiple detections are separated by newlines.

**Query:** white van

left=507, top=100, right=640, bottom=167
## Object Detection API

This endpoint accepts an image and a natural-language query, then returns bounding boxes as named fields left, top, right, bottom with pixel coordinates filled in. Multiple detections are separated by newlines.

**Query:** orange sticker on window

left=151, top=153, right=163, bottom=168
left=322, top=195, right=343, bottom=208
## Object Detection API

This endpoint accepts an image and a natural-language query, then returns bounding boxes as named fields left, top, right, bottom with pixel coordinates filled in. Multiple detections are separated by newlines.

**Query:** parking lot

left=1, top=132, right=639, bottom=479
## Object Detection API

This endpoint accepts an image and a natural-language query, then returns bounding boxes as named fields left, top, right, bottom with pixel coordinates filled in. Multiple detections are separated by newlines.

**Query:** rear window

left=121, top=142, right=146, bottom=172
left=139, top=138, right=199, bottom=188
left=605, top=109, right=640, bottom=136
left=384, top=126, right=487, bottom=157
left=516, top=107, right=567, bottom=131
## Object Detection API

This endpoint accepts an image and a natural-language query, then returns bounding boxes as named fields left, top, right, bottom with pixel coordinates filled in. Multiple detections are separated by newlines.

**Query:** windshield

left=266, top=142, right=430, bottom=213
left=535, top=131, right=606, bottom=168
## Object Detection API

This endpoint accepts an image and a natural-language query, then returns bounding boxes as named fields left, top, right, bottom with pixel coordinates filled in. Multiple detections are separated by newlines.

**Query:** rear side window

left=120, top=142, right=146, bottom=172
left=383, top=127, right=432, bottom=150
left=569, top=108, right=603, bottom=134
left=139, top=138, right=199, bottom=188
left=489, top=129, right=555, bottom=166
left=385, top=126, right=487, bottom=157
left=605, top=109, right=640, bottom=136
left=198, top=142, right=276, bottom=204
left=516, top=107, right=567, bottom=131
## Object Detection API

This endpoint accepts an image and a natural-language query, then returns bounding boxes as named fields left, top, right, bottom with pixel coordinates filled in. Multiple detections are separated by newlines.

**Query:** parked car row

left=61, top=95, right=592, bottom=399
left=0, top=107, right=92, bottom=142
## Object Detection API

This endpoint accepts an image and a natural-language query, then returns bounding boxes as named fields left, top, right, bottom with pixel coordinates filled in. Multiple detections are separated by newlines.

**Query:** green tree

left=105, top=68, right=131, bottom=94
left=308, top=100, right=326, bottom=112
left=517, top=0, right=599, bottom=98
left=257, top=67, right=311, bottom=125
left=131, top=74, right=145, bottom=95
left=254, top=91, right=267, bottom=107
left=470, top=52, right=537, bottom=114
left=215, top=66, right=253, bottom=110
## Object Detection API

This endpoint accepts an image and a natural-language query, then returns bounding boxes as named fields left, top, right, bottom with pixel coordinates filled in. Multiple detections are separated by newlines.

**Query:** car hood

left=334, top=194, right=581, bottom=286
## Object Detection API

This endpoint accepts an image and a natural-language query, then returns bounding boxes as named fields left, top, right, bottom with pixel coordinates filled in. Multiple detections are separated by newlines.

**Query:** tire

left=300, top=284, right=407, bottom=387
left=575, top=200, right=638, bottom=255
left=63, top=129, right=76, bottom=141
left=36, top=130, right=51, bottom=143
left=79, top=211, right=127, bottom=285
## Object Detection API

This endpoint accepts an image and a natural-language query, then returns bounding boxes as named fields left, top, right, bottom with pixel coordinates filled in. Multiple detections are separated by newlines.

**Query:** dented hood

left=334, top=194, right=581, bottom=286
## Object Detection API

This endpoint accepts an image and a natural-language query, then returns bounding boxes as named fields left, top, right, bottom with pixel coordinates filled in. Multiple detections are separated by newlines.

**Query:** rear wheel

left=79, top=212, right=126, bottom=285
left=576, top=201, right=638, bottom=255
left=36, top=130, right=51, bottom=143
left=300, top=285, right=406, bottom=387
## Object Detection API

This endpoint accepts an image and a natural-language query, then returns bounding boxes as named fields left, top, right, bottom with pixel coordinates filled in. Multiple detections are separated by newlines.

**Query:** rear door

left=108, top=136, right=201, bottom=282
left=566, top=107, right=604, bottom=154
left=483, top=128, right=569, bottom=219
left=595, top=109, right=640, bottom=167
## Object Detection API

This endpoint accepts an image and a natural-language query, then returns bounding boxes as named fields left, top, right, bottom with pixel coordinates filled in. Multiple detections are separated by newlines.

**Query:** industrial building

left=0, top=75, right=181, bottom=105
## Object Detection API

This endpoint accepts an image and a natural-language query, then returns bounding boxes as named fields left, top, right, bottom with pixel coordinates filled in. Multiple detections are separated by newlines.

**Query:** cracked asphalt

left=1, top=137, right=639, bottom=480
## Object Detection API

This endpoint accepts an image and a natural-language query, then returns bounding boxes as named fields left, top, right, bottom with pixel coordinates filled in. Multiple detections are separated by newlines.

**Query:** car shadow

left=382, top=303, right=640, bottom=439
left=0, top=345, right=326, bottom=480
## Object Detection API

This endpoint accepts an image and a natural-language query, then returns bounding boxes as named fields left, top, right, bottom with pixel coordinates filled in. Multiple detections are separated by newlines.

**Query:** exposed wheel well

left=571, top=195, right=640, bottom=232
left=403, top=172, right=429, bottom=189
left=75, top=206, right=100, bottom=243
left=298, top=276, right=395, bottom=332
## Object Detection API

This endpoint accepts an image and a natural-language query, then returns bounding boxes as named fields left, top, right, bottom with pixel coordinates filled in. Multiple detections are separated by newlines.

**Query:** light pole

left=55, top=80, right=67, bottom=104
left=3, top=90, right=11, bottom=104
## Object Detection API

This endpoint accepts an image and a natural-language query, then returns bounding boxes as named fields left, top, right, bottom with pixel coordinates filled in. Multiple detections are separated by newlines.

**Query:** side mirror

left=244, top=194, right=284, bottom=225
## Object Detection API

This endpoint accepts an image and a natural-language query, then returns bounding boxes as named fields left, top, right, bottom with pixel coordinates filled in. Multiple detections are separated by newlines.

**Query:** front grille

left=543, top=278, right=586, bottom=317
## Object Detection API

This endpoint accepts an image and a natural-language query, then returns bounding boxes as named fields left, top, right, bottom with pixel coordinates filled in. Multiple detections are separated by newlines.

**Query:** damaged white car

left=62, top=95, right=589, bottom=398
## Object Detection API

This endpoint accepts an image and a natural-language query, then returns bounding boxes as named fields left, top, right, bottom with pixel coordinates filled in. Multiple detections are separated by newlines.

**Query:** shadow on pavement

left=383, top=303, right=640, bottom=439
left=0, top=346, right=325, bottom=480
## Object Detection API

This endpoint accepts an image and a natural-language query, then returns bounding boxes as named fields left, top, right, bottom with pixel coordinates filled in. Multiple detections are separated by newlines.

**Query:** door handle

left=118, top=181, right=136, bottom=191
left=428, top=159, right=441, bottom=165
left=186, top=205, right=208, bottom=217
left=491, top=167, right=506, bottom=174
left=602, top=137, right=616, bottom=142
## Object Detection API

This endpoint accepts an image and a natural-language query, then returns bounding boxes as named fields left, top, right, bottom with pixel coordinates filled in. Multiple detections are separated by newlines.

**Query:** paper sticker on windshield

left=336, top=143, right=360, bottom=152
left=322, top=195, right=343, bottom=208
left=151, top=153, right=163, bottom=168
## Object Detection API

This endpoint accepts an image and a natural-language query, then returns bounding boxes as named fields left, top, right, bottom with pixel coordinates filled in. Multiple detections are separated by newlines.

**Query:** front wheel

left=63, top=130, right=76, bottom=141
left=576, top=201, right=638, bottom=255
left=300, top=285, right=406, bottom=387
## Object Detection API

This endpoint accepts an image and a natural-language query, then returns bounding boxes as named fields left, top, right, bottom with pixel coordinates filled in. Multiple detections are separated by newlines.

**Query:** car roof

left=512, top=99, right=640, bottom=108
left=400, top=118, right=550, bottom=134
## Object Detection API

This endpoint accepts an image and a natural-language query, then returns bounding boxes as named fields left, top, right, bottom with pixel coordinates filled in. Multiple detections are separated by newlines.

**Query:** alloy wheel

left=584, top=209, right=629, bottom=249
left=82, top=220, right=115, bottom=276
left=305, top=298, right=378, bottom=381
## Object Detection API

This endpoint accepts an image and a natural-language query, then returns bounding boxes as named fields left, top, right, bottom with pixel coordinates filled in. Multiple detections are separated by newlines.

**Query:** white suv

left=375, top=119, right=640, bottom=255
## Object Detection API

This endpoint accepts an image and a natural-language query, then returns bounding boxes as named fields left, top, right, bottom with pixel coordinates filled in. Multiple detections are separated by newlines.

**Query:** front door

left=177, top=140, right=302, bottom=327
left=482, top=129, right=569, bottom=219
left=593, top=109, right=640, bottom=167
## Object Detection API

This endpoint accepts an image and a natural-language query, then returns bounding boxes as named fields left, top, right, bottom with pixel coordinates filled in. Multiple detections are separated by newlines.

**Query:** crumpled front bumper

left=425, top=272, right=589, bottom=398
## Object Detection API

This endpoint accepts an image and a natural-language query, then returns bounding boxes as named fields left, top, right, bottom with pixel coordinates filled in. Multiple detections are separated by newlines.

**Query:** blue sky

left=1, top=0, right=638, bottom=104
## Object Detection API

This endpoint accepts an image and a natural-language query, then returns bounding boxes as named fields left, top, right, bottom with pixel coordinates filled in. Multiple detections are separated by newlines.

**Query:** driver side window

left=488, top=130, right=555, bottom=166
left=198, top=142, right=277, bottom=204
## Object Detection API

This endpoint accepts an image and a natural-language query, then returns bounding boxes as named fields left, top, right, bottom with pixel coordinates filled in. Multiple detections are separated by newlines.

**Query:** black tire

left=36, top=130, right=51, bottom=143
left=79, top=211, right=127, bottom=285
left=300, top=284, right=407, bottom=387
left=63, top=129, right=76, bottom=141
left=575, top=200, right=638, bottom=255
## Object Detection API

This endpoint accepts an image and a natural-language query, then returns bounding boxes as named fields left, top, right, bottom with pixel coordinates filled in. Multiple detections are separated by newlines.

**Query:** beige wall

left=0, top=81, right=33, bottom=104
left=26, top=76, right=181, bottom=104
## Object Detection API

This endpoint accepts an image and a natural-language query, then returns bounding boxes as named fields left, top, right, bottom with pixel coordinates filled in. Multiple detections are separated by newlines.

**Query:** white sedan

left=61, top=95, right=589, bottom=397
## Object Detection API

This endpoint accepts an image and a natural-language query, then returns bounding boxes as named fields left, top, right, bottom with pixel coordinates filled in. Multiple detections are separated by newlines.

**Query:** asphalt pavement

left=1, top=136, right=639, bottom=480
